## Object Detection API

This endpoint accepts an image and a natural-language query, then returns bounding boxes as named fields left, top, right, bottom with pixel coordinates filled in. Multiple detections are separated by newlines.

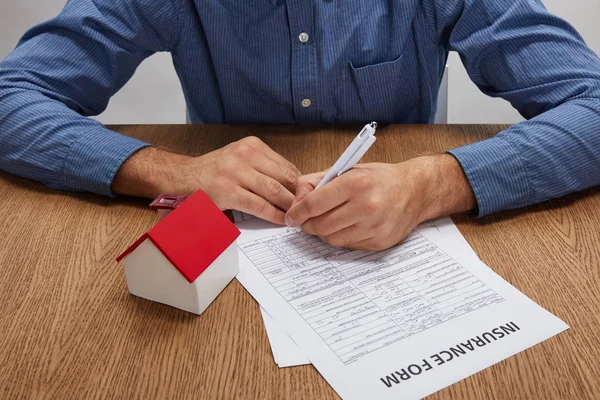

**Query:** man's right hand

left=112, top=136, right=301, bottom=225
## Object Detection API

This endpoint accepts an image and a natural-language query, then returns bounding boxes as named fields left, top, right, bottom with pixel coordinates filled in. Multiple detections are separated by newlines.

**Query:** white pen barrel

left=315, top=123, right=377, bottom=189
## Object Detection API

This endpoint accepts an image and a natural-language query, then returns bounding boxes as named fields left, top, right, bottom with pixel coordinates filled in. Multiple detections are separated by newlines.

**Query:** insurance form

left=236, top=218, right=568, bottom=399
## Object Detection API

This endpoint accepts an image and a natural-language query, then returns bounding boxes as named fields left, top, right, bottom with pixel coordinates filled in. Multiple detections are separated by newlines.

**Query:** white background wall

left=0, top=0, right=186, bottom=124
left=1, top=0, right=598, bottom=125
left=448, top=0, right=600, bottom=123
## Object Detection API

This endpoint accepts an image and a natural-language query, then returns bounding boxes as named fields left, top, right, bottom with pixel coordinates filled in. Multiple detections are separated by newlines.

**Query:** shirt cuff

left=61, top=127, right=150, bottom=197
left=447, top=136, right=532, bottom=217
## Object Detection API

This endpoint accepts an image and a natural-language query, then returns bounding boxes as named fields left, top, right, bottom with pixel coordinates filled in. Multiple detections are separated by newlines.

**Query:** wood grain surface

left=0, top=124, right=598, bottom=400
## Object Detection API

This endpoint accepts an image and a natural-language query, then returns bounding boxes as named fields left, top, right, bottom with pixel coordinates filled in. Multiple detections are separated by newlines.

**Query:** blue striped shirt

left=0, top=0, right=599, bottom=216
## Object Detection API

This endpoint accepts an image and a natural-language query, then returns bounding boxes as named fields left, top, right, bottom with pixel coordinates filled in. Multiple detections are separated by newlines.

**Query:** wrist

left=410, top=154, right=477, bottom=222
left=112, top=147, right=192, bottom=198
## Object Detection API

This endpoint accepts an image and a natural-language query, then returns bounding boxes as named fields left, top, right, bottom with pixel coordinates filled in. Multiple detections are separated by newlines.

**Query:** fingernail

left=285, top=214, right=294, bottom=227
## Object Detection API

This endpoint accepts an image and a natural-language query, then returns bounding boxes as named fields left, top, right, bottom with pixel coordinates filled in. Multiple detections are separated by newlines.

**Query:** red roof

left=117, top=190, right=241, bottom=283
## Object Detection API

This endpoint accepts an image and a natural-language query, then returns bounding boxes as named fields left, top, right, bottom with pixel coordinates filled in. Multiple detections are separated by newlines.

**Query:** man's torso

left=173, top=0, right=447, bottom=124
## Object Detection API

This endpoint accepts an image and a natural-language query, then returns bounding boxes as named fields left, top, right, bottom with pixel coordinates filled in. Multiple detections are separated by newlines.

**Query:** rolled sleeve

left=62, top=128, right=150, bottom=197
left=447, top=136, right=532, bottom=217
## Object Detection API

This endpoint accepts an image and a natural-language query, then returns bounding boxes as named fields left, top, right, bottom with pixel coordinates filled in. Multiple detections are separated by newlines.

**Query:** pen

left=315, top=122, right=377, bottom=189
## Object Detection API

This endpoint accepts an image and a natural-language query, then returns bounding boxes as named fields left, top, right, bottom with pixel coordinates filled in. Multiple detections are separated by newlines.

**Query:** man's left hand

left=284, top=155, right=477, bottom=251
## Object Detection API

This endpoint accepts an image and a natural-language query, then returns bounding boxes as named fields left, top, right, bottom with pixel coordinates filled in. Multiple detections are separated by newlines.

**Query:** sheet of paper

left=260, top=306, right=311, bottom=367
left=263, top=220, right=485, bottom=369
left=233, top=210, right=302, bottom=365
left=236, top=211, right=487, bottom=369
left=260, top=306, right=279, bottom=364
left=235, top=217, right=568, bottom=400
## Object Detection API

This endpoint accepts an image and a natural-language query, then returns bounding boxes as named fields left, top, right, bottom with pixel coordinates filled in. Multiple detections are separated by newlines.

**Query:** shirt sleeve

left=0, top=0, right=182, bottom=196
left=424, top=0, right=600, bottom=216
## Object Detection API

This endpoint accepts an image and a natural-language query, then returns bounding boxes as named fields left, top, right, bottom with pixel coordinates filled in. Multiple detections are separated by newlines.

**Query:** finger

left=233, top=188, right=286, bottom=225
left=243, top=137, right=302, bottom=191
left=250, top=154, right=301, bottom=194
left=292, top=186, right=311, bottom=208
left=302, top=202, right=361, bottom=237
left=349, top=224, right=407, bottom=251
left=319, top=225, right=373, bottom=249
left=240, top=169, right=295, bottom=211
left=285, top=175, right=353, bottom=227
left=293, top=170, right=328, bottom=206
left=347, top=237, right=396, bottom=252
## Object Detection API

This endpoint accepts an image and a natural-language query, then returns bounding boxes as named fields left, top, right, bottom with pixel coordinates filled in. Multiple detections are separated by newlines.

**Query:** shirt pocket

left=338, top=54, right=407, bottom=124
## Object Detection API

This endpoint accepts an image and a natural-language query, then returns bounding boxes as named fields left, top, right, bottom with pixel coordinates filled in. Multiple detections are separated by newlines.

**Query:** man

left=0, top=0, right=599, bottom=251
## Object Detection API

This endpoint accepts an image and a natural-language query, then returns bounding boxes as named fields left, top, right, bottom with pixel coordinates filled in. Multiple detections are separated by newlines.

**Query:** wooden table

left=1, top=125, right=599, bottom=399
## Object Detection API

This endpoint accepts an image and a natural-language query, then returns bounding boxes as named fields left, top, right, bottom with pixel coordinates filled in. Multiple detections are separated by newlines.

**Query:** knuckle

left=324, top=234, right=349, bottom=249
left=302, top=221, right=316, bottom=235
left=315, top=215, right=337, bottom=236
left=264, top=177, right=283, bottom=195
left=323, top=235, right=340, bottom=247
left=233, top=143, right=254, bottom=159
left=254, top=198, right=267, bottom=213
left=335, top=237, right=352, bottom=249
left=242, top=136, right=262, bottom=147
left=364, top=197, right=382, bottom=214
left=238, top=194, right=251, bottom=210
left=341, top=236, right=354, bottom=249
left=241, top=194, right=266, bottom=214
left=255, top=201, right=268, bottom=214
left=284, top=165, right=300, bottom=185
left=350, top=171, right=370, bottom=191
left=310, top=220, right=326, bottom=236
left=303, top=196, right=319, bottom=215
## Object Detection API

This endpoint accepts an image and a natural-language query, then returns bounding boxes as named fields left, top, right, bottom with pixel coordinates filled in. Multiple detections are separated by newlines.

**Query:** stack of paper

left=260, top=307, right=309, bottom=367
left=233, top=211, right=309, bottom=366
left=232, top=213, right=568, bottom=399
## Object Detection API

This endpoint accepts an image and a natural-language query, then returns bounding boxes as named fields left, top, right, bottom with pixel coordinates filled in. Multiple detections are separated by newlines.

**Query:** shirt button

left=298, top=32, right=309, bottom=43
left=301, top=98, right=312, bottom=108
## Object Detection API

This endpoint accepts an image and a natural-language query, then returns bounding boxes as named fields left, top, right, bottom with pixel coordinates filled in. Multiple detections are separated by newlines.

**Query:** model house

left=116, top=191, right=241, bottom=315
